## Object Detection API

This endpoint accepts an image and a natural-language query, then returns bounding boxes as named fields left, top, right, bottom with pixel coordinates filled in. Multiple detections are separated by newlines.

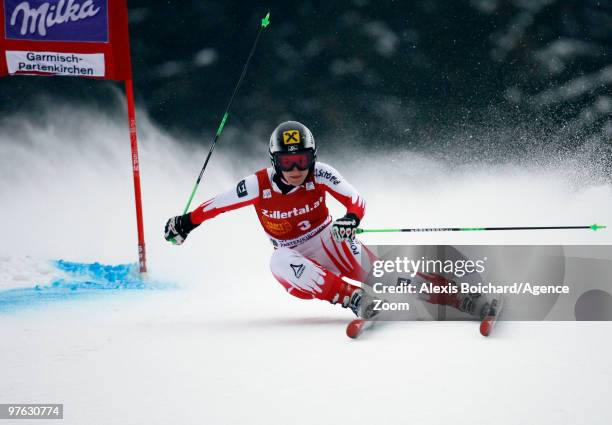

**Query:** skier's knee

left=270, top=247, right=295, bottom=273
left=270, top=248, right=315, bottom=300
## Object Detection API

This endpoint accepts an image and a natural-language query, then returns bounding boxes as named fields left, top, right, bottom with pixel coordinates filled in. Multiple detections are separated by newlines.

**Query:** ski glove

left=164, top=213, right=198, bottom=245
left=332, top=213, right=360, bottom=242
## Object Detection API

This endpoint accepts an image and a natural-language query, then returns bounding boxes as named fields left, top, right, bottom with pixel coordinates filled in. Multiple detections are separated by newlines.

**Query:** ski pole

left=356, top=224, right=607, bottom=234
left=181, top=12, right=271, bottom=214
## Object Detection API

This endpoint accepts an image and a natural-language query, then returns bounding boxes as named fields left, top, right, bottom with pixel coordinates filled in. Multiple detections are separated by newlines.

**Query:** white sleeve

left=314, top=162, right=366, bottom=219
left=190, top=174, right=259, bottom=224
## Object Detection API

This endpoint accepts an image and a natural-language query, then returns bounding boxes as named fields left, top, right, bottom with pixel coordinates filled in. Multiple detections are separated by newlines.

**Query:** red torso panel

left=254, top=168, right=330, bottom=242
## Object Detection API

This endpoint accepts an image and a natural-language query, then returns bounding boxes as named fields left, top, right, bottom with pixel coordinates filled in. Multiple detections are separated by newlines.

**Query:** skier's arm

left=164, top=175, right=258, bottom=245
left=315, top=163, right=366, bottom=242
left=315, top=162, right=366, bottom=220
left=189, top=174, right=259, bottom=225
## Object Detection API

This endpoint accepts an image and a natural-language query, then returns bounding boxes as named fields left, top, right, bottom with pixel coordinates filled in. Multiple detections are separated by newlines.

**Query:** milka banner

left=360, top=245, right=612, bottom=321
left=0, top=0, right=131, bottom=80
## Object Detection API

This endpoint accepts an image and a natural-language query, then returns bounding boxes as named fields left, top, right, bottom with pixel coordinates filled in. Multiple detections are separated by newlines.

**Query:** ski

left=347, top=278, right=408, bottom=339
left=346, top=318, right=374, bottom=339
left=480, top=297, right=504, bottom=337
left=348, top=298, right=505, bottom=338
left=346, top=316, right=394, bottom=339
left=346, top=311, right=395, bottom=339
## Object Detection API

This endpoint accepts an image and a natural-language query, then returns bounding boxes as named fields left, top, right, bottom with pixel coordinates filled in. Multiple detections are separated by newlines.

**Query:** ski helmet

left=269, top=121, right=317, bottom=174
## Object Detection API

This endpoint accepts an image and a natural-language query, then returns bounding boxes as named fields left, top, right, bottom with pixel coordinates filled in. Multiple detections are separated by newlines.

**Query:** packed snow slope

left=0, top=104, right=611, bottom=425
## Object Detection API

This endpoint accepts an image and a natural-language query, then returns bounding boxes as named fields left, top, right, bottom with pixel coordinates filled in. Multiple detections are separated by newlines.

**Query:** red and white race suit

left=190, top=162, right=375, bottom=305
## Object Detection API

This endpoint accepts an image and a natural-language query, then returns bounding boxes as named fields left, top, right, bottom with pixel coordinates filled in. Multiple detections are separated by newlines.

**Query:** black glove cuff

left=344, top=213, right=361, bottom=226
left=181, top=213, right=199, bottom=234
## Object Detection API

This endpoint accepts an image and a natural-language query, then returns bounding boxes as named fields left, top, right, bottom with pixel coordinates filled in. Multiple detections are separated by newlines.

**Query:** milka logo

left=10, top=0, right=101, bottom=37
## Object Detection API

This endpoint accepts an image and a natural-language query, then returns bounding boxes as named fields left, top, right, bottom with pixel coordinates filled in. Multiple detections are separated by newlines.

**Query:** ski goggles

left=274, top=150, right=315, bottom=172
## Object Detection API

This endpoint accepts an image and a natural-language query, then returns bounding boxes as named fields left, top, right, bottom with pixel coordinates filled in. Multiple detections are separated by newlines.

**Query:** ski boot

left=344, top=288, right=381, bottom=320
left=417, top=272, right=493, bottom=319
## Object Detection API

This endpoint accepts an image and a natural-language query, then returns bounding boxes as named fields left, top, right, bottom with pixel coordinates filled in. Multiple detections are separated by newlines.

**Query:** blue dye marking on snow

left=0, top=260, right=171, bottom=312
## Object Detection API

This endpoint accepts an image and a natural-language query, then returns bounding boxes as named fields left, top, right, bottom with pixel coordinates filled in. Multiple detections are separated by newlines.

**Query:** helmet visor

left=274, top=150, right=315, bottom=172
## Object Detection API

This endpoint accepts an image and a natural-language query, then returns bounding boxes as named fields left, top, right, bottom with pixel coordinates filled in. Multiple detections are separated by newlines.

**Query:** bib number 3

left=297, top=220, right=312, bottom=231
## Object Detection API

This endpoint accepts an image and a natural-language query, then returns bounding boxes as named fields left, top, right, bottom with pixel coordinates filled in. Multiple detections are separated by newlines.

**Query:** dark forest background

left=1, top=0, right=610, bottom=155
